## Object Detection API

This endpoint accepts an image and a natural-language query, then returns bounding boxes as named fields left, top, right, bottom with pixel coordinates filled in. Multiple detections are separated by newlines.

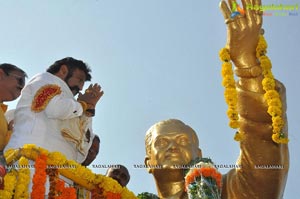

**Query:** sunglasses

left=7, top=73, right=25, bottom=87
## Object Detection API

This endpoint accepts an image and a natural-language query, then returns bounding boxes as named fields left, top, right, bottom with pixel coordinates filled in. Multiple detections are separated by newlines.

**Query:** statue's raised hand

left=220, top=0, right=262, bottom=68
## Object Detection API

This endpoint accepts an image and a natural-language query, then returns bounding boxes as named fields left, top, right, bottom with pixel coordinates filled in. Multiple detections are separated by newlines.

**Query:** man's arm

left=45, top=96, right=85, bottom=119
left=44, top=83, right=103, bottom=120
left=219, top=0, right=289, bottom=198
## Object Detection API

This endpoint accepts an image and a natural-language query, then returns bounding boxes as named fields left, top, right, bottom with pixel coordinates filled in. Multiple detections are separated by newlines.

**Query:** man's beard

left=64, top=72, right=80, bottom=96
left=69, top=85, right=80, bottom=96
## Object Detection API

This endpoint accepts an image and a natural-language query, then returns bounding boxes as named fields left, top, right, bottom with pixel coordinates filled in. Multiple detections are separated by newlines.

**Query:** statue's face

left=146, top=123, right=201, bottom=169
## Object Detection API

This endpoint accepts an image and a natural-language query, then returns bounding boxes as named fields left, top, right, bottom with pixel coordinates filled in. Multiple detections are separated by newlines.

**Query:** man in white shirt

left=5, top=57, right=103, bottom=161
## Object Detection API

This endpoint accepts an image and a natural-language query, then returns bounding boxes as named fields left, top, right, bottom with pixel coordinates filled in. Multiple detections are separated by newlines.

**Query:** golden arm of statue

left=219, top=0, right=289, bottom=198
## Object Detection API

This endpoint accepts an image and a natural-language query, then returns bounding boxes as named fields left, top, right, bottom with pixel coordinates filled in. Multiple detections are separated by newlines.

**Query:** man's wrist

left=78, top=100, right=88, bottom=112
left=85, top=103, right=95, bottom=117
left=85, top=109, right=95, bottom=117
left=78, top=101, right=96, bottom=117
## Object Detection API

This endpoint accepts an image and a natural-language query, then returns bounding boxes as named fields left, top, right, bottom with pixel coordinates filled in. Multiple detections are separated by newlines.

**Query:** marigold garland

left=256, top=35, right=288, bottom=144
left=106, top=191, right=121, bottom=199
left=219, top=35, right=288, bottom=144
left=47, top=168, right=58, bottom=199
left=4, top=144, right=138, bottom=199
left=219, top=48, right=241, bottom=141
left=0, top=169, right=17, bottom=199
left=14, top=157, right=30, bottom=199
left=91, top=187, right=104, bottom=199
left=55, top=179, right=77, bottom=199
left=184, top=158, right=222, bottom=199
left=137, top=192, right=160, bottom=199
left=31, top=154, right=47, bottom=199
left=55, top=179, right=65, bottom=196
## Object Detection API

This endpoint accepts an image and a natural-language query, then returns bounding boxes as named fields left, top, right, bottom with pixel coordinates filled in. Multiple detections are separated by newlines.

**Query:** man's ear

left=0, top=68, right=5, bottom=79
left=56, top=64, right=69, bottom=79
left=144, top=156, right=153, bottom=173
left=60, top=64, right=69, bottom=76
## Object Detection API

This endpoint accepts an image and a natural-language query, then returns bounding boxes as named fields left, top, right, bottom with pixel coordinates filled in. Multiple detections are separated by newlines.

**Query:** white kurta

left=5, top=72, right=90, bottom=161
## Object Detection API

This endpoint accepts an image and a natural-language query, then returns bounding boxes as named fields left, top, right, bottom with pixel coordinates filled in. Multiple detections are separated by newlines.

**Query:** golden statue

left=144, top=0, right=289, bottom=198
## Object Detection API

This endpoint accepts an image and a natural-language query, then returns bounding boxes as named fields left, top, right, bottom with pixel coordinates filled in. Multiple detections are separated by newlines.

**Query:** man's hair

left=106, top=164, right=129, bottom=175
left=106, top=164, right=130, bottom=184
left=46, top=57, right=92, bottom=81
left=94, top=134, right=100, bottom=143
left=0, top=63, right=27, bottom=77
left=145, top=119, right=199, bottom=156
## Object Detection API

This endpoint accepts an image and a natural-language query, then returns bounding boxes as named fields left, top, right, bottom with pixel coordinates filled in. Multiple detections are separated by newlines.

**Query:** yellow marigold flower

left=272, top=126, right=283, bottom=134
left=101, top=176, right=123, bottom=193
left=228, top=103, right=237, bottom=110
left=264, top=90, right=280, bottom=101
left=267, top=106, right=282, bottom=117
left=262, top=70, right=274, bottom=79
left=257, top=49, right=267, bottom=57
left=225, top=87, right=238, bottom=96
left=219, top=48, right=231, bottom=62
left=19, top=157, right=29, bottom=166
left=222, top=75, right=235, bottom=87
left=4, top=148, right=15, bottom=159
left=23, top=144, right=36, bottom=149
left=229, top=120, right=240, bottom=129
left=67, top=159, right=78, bottom=170
left=48, top=152, right=66, bottom=166
left=22, top=148, right=34, bottom=158
left=221, top=62, right=233, bottom=77
left=256, top=35, right=268, bottom=56
left=39, top=147, right=49, bottom=155
left=227, top=109, right=239, bottom=120
left=225, top=101, right=237, bottom=109
left=267, top=98, right=282, bottom=108
left=1, top=170, right=17, bottom=198
left=272, top=117, right=284, bottom=134
left=234, top=131, right=244, bottom=141
left=272, top=116, right=284, bottom=127
left=272, top=126, right=281, bottom=134
left=225, top=98, right=237, bottom=107
left=224, top=92, right=238, bottom=105
left=262, top=77, right=275, bottom=91
left=272, top=133, right=289, bottom=144
left=272, top=133, right=280, bottom=143
left=259, top=56, right=272, bottom=70
left=16, top=160, right=31, bottom=199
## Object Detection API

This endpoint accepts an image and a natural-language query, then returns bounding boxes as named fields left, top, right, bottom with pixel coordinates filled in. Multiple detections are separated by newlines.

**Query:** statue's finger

left=219, top=1, right=231, bottom=20
left=227, top=0, right=235, bottom=11
left=253, top=0, right=263, bottom=25
left=251, top=0, right=261, bottom=6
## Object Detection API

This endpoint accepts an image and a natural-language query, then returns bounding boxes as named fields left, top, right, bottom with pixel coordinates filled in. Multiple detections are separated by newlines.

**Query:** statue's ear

left=144, top=156, right=153, bottom=173
left=197, top=148, right=202, bottom=158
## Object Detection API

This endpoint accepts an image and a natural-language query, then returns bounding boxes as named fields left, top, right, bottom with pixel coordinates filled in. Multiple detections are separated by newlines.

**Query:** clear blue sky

left=1, top=0, right=299, bottom=198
